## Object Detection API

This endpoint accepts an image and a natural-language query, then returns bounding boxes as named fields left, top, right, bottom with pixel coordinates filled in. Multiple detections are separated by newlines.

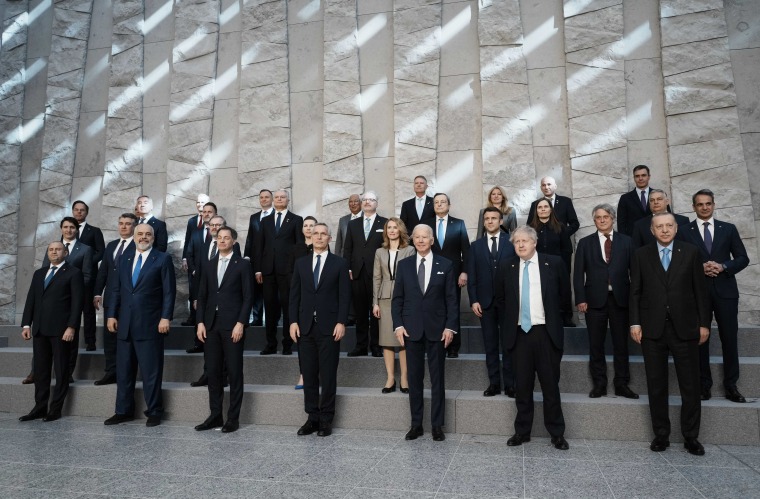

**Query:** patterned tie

left=115, top=240, right=126, bottom=264
left=139, top=217, right=145, bottom=224
left=418, top=257, right=426, bottom=293
left=275, top=212, right=282, bottom=233
left=703, top=222, right=712, bottom=254
left=490, top=236, right=498, bottom=262
left=209, top=241, right=217, bottom=260
left=44, top=266, right=57, bottom=289
left=313, top=254, right=321, bottom=288
left=132, top=254, right=142, bottom=287
left=217, top=257, right=229, bottom=287
left=640, top=190, right=647, bottom=210
left=364, top=217, right=371, bottom=239
left=604, top=233, right=612, bottom=263
left=661, top=248, right=671, bottom=271
left=521, top=261, right=532, bottom=333
left=437, top=218, right=445, bottom=249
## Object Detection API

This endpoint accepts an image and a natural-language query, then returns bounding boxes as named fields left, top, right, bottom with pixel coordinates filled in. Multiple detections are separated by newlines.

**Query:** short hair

left=510, top=225, right=538, bottom=243
left=71, top=200, right=89, bottom=213
left=382, top=217, right=410, bottom=249
left=304, top=216, right=318, bottom=224
left=592, top=203, right=616, bottom=220
left=216, top=226, right=237, bottom=240
left=482, top=206, right=503, bottom=219
left=135, top=223, right=154, bottom=234
left=361, top=191, right=378, bottom=201
left=412, top=223, right=434, bottom=238
left=650, top=212, right=675, bottom=227
left=692, top=189, right=714, bottom=205
left=313, top=222, right=331, bottom=236
left=48, top=241, right=66, bottom=252
left=210, top=215, right=226, bottom=225
left=259, top=189, right=272, bottom=196
left=274, top=189, right=289, bottom=199
left=648, top=188, right=668, bottom=199
left=119, top=213, right=138, bottom=223
left=203, top=202, right=218, bottom=213
left=60, top=216, right=79, bottom=230
left=633, top=164, right=650, bottom=175
left=414, top=175, right=428, bottom=183
left=433, top=192, right=450, bottom=204
left=137, top=195, right=151, bottom=202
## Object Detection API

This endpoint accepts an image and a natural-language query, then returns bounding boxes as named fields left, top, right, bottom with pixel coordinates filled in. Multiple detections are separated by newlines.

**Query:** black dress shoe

left=146, top=416, right=161, bottom=427
left=684, top=438, right=705, bottom=456
left=504, top=387, right=516, bottom=398
left=21, top=373, right=34, bottom=384
left=405, top=426, right=424, bottom=440
left=649, top=437, right=670, bottom=452
left=507, top=434, right=530, bottom=446
left=432, top=426, right=445, bottom=441
left=190, top=375, right=208, bottom=387
left=222, top=420, right=239, bottom=433
left=371, top=348, right=383, bottom=358
left=701, top=388, right=711, bottom=401
left=186, top=345, right=204, bottom=354
left=86, top=343, right=96, bottom=352
left=94, top=373, right=117, bottom=386
left=382, top=382, right=396, bottom=394
left=483, top=384, right=501, bottom=397
left=317, top=423, right=332, bottom=437
left=563, top=320, right=577, bottom=327
left=725, top=387, right=746, bottom=403
left=282, top=346, right=292, bottom=356
left=400, top=386, right=409, bottom=394
left=614, top=385, right=639, bottom=399
left=19, top=409, right=46, bottom=422
left=260, top=346, right=277, bottom=355
left=195, top=415, right=224, bottom=431
left=551, top=436, right=569, bottom=450
left=104, top=414, right=134, bottom=425
left=589, top=386, right=607, bottom=398
left=297, top=420, right=319, bottom=436
left=347, top=348, right=367, bottom=357
left=446, top=351, right=459, bottom=359
left=43, top=413, right=61, bottom=422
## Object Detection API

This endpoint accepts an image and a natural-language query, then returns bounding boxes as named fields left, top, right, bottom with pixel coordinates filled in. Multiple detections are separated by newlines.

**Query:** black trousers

left=82, top=284, right=97, bottom=345
left=351, top=269, right=378, bottom=351
left=585, top=292, right=630, bottom=388
left=32, top=335, right=72, bottom=414
left=299, top=322, right=341, bottom=424
left=205, top=325, right=244, bottom=422
left=641, top=320, right=701, bottom=439
left=480, top=305, right=513, bottom=388
left=262, top=273, right=293, bottom=349
left=446, top=286, right=462, bottom=354
left=115, top=335, right=164, bottom=418
left=407, top=335, right=446, bottom=427
left=68, top=328, right=80, bottom=377
left=103, top=317, right=117, bottom=376
left=512, top=325, right=565, bottom=437
left=251, top=276, right=264, bottom=323
left=699, top=290, right=740, bottom=390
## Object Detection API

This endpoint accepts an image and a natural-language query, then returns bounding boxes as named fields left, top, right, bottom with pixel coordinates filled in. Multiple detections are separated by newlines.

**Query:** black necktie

left=418, top=257, right=426, bottom=293
left=703, top=222, right=712, bottom=254
left=275, top=212, right=282, bottom=233
left=116, top=240, right=126, bottom=264
left=490, top=236, right=498, bottom=262
left=313, top=254, right=321, bottom=288
left=210, top=241, right=217, bottom=260
left=44, top=266, right=57, bottom=289
left=139, top=217, right=145, bottom=224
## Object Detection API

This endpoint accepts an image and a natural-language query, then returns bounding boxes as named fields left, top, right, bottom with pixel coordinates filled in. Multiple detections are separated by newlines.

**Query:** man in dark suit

left=392, top=224, right=458, bottom=442
left=630, top=213, right=710, bottom=455
left=72, top=200, right=105, bottom=350
left=334, top=193, right=361, bottom=257
left=181, top=193, right=210, bottom=326
left=467, top=207, right=516, bottom=397
left=290, top=223, right=351, bottom=437
left=617, top=164, right=652, bottom=237
left=343, top=191, right=388, bottom=357
left=423, top=193, right=470, bottom=358
left=93, top=213, right=137, bottom=386
left=244, top=189, right=273, bottom=326
left=184, top=201, right=217, bottom=354
left=683, top=189, right=750, bottom=403
left=104, top=223, right=176, bottom=427
left=195, top=227, right=252, bottom=433
left=574, top=204, right=638, bottom=399
left=526, top=176, right=580, bottom=235
left=399, top=175, right=434, bottom=232
left=497, top=226, right=571, bottom=450
left=631, top=189, right=689, bottom=249
left=19, top=242, right=84, bottom=422
left=254, top=189, right=304, bottom=355
left=135, top=195, right=168, bottom=252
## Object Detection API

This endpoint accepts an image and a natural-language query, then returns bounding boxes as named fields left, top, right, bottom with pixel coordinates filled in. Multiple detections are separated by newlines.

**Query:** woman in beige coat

left=372, top=217, right=416, bottom=393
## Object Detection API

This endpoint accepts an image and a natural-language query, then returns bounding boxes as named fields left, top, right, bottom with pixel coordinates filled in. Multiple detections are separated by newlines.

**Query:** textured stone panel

left=358, top=12, right=392, bottom=85
left=527, top=67, right=568, bottom=147
left=395, top=98, right=438, bottom=149
left=482, top=116, right=532, bottom=158
left=666, top=107, right=741, bottom=147
left=569, top=107, right=626, bottom=158
left=324, top=80, right=361, bottom=115
left=482, top=143, right=533, bottom=188
left=566, top=64, right=624, bottom=118
left=439, top=74, right=481, bottom=152
left=730, top=48, right=760, bottom=134
left=323, top=113, right=363, bottom=163
left=660, top=0, right=723, bottom=18
left=323, top=153, right=363, bottom=185
left=570, top=167, right=628, bottom=201
left=518, top=0, right=565, bottom=70
left=479, top=45, right=527, bottom=84
left=239, top=83, right=290, bottom=126
left=287, top=21, right=324, bottom=93
left=661, top=37, right=729, bottom=77
left=359, top=82, right=393, bottom=159
left=436, top=150, right=482, bottom=226
left=290, top=90, right=324, bottom=164
left=481, top=81, right=529, bottom=119
left=660, top=9, right=728, bottom=47
left=670, top=163, right=751, bottom=214
left=479, top=0, right=522, bottom=46
left=664, top=63, right=737, bottom=115
left=564, top=4, right=623, bottom=53
left=564, top=0, right=621, bottom=18
left=669, top=137, right=745, bottom=176
left=725, top=0, right=760, bottom=50
left=440, top=1, right=479, bottom=77
left=566, top=41, right=624, bottom=71
left=237, top=124, right=291, bottom=172
left=623, top=0, right=661, bottom=61
left=240, top=58, right=288, bottom=88
left=395, top=142, right=436, bottom=169
left=624, top=58, right=666, bottom=141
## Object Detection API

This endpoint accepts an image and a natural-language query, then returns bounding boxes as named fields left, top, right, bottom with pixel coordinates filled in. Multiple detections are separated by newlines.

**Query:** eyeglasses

left=209, top=223, right=224, bottom=228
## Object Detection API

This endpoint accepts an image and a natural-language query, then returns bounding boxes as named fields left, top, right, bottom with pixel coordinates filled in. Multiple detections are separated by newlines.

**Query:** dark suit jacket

left=629, top=241, right=710, bottom=340
left=106, top=249, right=176, bottom=341
left=289, top=252, right=351, bottom=336
left=631, top=213, right=689, bottom=249
left=617, top=187, right=652, bottom=236
left=78, top=222, right=105, bottom=265
left=527, top=195, right=580, bottom=235
left=254, top=210, right=304, bottom=275
left=144, top=216, right=168, bottom=252
left=188, top=232, right=241, bottom=295
left=197, top=253, right=252, bottom=330
left=423, top=215, right=470, bottom=275
left=335, top=213, right=358, bottom=257
left=682, top=219, right=749, bottom=300
left=573, top=231, right=632, bottom=309
left=343, top=214, right=388, bottom=277
left=22, top=262, right=84, bottom=337
left=94, top=239, right=136, bottom=306
left=496, top=253, right=571, bottom=350
left=182, top=214, right=202, bottom=259
left=244, top=210, right=270, bottom=260
left=400, top=196, right=434, bottom=231
left=391, top=254, right=459, bottom=341
left=43, top=240, right=94, bottom=286
left=535, top=222, right=573, bottom=268
left=467, top=232, right=515, bottom=310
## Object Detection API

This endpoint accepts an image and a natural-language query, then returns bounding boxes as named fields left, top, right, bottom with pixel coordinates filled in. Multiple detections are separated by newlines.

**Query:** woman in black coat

left=529, top=198, right=572, bottom=275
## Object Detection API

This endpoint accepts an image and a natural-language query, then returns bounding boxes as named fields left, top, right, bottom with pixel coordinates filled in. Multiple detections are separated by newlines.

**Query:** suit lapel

left=648, top=244, right=667, bottom=286
left=538, top=255, right=549, bottom=302
left=496, top=233, right=510, bottom=263
left=43, top=263, right=67, bottom=293
left=315, top=253, right=331, bottom=290
left=133, top=251, right=158, bottom=288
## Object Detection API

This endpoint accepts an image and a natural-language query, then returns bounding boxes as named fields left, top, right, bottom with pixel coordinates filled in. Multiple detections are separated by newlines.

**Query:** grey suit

left=372, top=246, right=416, bottom=347
left=335, top=213, right=358, bottom=257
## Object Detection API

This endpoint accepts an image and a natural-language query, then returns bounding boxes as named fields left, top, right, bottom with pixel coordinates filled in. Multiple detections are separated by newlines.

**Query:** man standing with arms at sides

left=254, top=190, right=304, bottom=355
left=244, top=189, right=274, bottom=326
left=335, top=194, right=362, bottom=257
left=630, top=213, right=710, bottom=455
left=392, top=224, right=458, bottom=441
left=290, top=223, right=351, bottom=437
left=526, top=176, right=580, bottom=236
left=135, top=195, right=168, bottom=252
left=683, top=189, right=749, bottom=403
left=400, top=175, right=434, bottom=232
left=93, top=213, right=137, bottom=386
left=19, top=242, right=84, bottom=422
left=71, top=200, right=105, bottom=351
left=631, top=189, right=689, bottom=249
left=468, top=207, right=516, bottom=397
left=423, top=193, right=470, bottom=358
left=184, top=202, right=217, bottom=355
left=181, top=193, right=210, bottom=327
left=497, top=226, right=571, bottom=451
left=617, top=165, right=653, bottom=237
left=574, top=204, right=638, bottom=399
left=104, top=223, right=176, bottom=427
left=195, top=227, right=252, bottom=433
left=344, top=191, right=388, bottom=357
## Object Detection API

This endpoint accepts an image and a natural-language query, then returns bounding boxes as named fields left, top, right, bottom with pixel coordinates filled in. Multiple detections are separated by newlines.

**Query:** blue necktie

left=132, top=254, right=142, bottom=287
left=703, top=222, right=712, bottom=254
left=437, top=218, right=445, bottom=249
left=313, top=254, right=321, bottom=289
left=44, top=266, right=57, bottom=289
left=275, top=212, right=282, bottom=233
left=364, top=218, right=371, bottom=239
left=661, top=248, right=670, bottom=271
left=521, top=261, right=532, bottom=333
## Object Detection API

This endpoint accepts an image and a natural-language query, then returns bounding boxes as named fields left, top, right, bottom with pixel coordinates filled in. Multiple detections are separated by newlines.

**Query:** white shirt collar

left=697, top=216, right=714, bottom=226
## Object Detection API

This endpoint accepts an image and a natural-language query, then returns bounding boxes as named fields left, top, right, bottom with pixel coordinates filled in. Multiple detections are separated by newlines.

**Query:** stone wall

left=3, top=0, right=760, bottom=324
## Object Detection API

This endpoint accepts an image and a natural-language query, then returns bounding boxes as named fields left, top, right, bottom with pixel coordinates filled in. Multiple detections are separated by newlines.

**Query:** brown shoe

left=22, top=373, right=34, bottom=385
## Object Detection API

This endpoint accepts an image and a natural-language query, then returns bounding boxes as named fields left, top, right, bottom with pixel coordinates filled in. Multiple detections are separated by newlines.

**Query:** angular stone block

left=566, top=41, right=623, bottom=71
left=143, top=40, right=172, bottom=108
left=435, top=149, right=483, bottom=226
left=482, top=116, right=532, bottom=155
left=291, top=161, right=323, bottom=217
left=725, top=0, right=760, bottom=50
left=81, top=48, right=111, bottom=113
left=286, top=21, right=323, bottom=93
left=626, top=138, right=670, bottom=190
left=571, top=162, right=628, bottom=201
left=664, top=63, right=737, bottom=116
left=624, top=57, right=666, bottom=142
left=438, top=74, right=481, bottom=152
left=480, top=81, right=530, bottom=119
left=660, top=9, right=728, bottom=47
left=661, top=37, right=729, bottom=77
left=479, top=0, right=522, bottom=46
left=358, top=12, right=393, bottom=86
left=359, top=83, right=393, bottom=160
left=527, top=67, right=569, bottom=147
left=566, top=64, right=625, bottom=118
left=395, top=98, right=438, bottom=150
left=571, top=143, right=627, bottom=178
left=730, top=48, right=760, bottom=134
left=52, top=7, right=91, bottom=41
left=239, top=82, right=289, bottom=126
left=660, top=0, right=723, bottom=18
left=479, top=45, right=527, bottom=84
left=440, top=0, right=479, bottom=77
left=670, top=163, right=752, bottom=214
left=288, top=0, right=325, bottom=24
left=73, top=111, right=107, bottom=178
left=623, top=0, right=661, bottom=60
left=518, top=0, right=565, bottom=70
left=569, top=107, right=626, bottom=158
left=564, top=4, right=623, bottom=54
left=238, top=124, right=291, bottom=172
left=669, top=137, right=745, bottom=177
left=482, top=144, right=534, bottom=200
left=240, top=57, right=288, bottom=88
left=143, top=105, right=170, bottom=175
left=394, top=142, right=435, bottom=169
left=242, top=0, right=286, bottom=30
left=667, top=107, right=740, bottom=147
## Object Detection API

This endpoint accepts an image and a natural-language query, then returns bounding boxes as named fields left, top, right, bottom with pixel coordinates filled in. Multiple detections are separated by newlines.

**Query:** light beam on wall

left=522, top=17, right=557, bottom=57
left=563, top=0, right=596, bottom=18
left=27, top=0, right=52, bottom=27
left=297, top=0, right=321, bottom=22
left=139, top=0, right=173, bottom=37
left=357, top=80, right=386, bottom=113
left=356, top=14, right=386, bottom=48
left=405, top=6, right=469, bottom=66
left=109, top=62, right=170, bottom=117
left=220, top=0, right=241, bottom=26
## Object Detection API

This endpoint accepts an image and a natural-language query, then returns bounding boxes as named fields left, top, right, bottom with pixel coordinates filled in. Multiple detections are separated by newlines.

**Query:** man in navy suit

left=467, top=207, right=516, bottom=397
left=181, top=193, right=210, bottom=326
left=684, top=189, right=750, bottom=403
left=135, top=195, right=168, bottom=252
left=574, top=204, right=638, bottom=399
left=72, top=200, right=105, bottom=351
left=423, top=193, right=470, bottom=357
left=392, top=224, right=458, bottom=442
left=290, top=223, right=351, bottom=437
left=526, top=176, right=580, bottom=235
left=497, top=226, right=571, bottom=450
left=93, top=213, right=137, bottom=386
left=184, top=202, right=217, bottom=354
left=617, top=164, right=653, bottom=237
left=399, top=175, right=434, bottom=232
left=19, top=242, right=84, bottom=422
left=631, top=189, right=690, bottom=249
left=195, top=227, right=252, bottom=433
left=104, top=223, right=176, bottom=427
left=244, top=189, right=273, bottom=326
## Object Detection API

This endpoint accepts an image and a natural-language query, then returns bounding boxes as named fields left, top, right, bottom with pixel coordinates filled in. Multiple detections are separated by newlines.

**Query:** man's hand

left=290, top=323, right=300, bottom=343
left=442, top=329, right=454, bottom=348
left=458, top=272, right=467, bottom=288
left=107, top=318, right=118, bottom=333
left=93, top=296, right=102, bottom=310
left=349, top=270, right=354, bottom=280
left=21, top=327, right=31, bottom=340
left=231, top=322, right=244, bottom=343
left=158, top=318, right=170, bottom=334
left=699, top=326, right=710, bottom=345
left=255, top=272, right=263, bottom=284
left=630, top=325, right=642, bottom=344
left=197, top=323, right=206, bottom=343
left=471, top=303, right=483, bottom=318
left=372, top=305, right=381, bottom=318
left=192, top=300, right=197, bottom=310
left=62, top=327, right=75, bottom=342
left=577, top=302, right=588, bottom=313
left=182, top=259, right=188, bottom=271
left=395, top=327, right=408, bottom=347
left=333, top=323, right=345, bottom=341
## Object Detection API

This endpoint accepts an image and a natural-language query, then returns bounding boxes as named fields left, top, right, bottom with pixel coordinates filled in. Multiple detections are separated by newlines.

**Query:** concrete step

left=0, top=377, right=756, bottom=445
left=1, top=348, right=758, bottom=398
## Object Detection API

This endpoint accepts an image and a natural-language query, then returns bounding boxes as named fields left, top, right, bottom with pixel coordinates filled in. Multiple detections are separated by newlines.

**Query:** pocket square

left=375, top=229, right=383, bottom=232
left=437, top=271, right=444, bottom=275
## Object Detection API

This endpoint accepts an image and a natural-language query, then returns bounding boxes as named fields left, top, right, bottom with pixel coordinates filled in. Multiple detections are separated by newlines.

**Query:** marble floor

left=0, top=412, right=759, bottom=498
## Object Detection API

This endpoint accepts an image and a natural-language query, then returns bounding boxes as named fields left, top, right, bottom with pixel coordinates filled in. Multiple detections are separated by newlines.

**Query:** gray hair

left=361, top=191, right=378, bottom=202
left=412, top=224, right=434, bottom=238
left=313, top=222, right=331, bottom=236
left=510, top=225, right=537, bottom=243
left=649, top=188, right=668, bottom=199
left=592, top=203, right=616, bottom=220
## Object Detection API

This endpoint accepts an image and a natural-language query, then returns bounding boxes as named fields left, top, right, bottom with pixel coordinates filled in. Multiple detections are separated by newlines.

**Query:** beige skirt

left=377, top=298, right=401, bottom=348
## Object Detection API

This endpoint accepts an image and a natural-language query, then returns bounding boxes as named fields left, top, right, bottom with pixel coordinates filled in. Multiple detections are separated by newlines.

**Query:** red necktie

left=604, top=234, right=612, bottom=263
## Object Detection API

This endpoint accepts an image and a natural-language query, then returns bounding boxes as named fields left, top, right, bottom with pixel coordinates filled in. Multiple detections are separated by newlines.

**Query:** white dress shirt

left=312, top=249, right=328, bottom=284
left=132, top=248, right=152, bottom=273
left=696, top=216, right=715, bottom=241
left=113, top=237, right=134, bottom=258
left=517, top=252, right=545, bottom=327
left=636, top=187, right=648, bottom=205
